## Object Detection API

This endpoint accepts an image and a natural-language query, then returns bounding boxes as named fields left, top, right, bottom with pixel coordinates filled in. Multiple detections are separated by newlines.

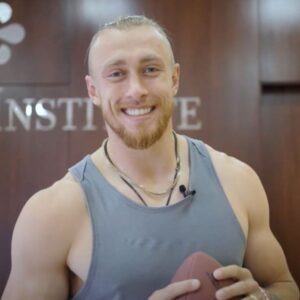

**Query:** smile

left=123, top=107, right=154, bottom=116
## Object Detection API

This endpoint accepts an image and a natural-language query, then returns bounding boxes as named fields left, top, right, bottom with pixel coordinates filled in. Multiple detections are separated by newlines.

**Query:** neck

left=104, top=126, right=176, bottom=188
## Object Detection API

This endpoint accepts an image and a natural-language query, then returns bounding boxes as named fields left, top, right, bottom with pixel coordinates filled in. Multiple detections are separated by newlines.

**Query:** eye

left=144, top=66, right=160, bottom=75
left=106, top=69, right=127, bottom=82
left=108, top=70, right=124, bottom=78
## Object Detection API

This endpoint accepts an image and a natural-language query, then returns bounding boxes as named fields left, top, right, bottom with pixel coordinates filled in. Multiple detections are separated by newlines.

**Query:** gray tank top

left=69, top=137, right=246, bottom=300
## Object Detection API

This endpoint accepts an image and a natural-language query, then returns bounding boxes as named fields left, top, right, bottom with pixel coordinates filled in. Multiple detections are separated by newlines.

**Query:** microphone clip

left=179, top=185, right=196, bottom=197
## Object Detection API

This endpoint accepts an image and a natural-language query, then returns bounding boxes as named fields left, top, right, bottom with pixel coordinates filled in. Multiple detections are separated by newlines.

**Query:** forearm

left=264, top=281, right=300, bottom=300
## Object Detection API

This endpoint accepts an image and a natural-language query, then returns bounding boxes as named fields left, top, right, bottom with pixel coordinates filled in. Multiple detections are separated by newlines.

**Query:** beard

left=102, top=99, right=173, bottom=149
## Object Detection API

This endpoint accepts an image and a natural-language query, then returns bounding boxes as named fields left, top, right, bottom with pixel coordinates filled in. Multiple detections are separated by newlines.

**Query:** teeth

left=125, top=107, right=151, bottom=116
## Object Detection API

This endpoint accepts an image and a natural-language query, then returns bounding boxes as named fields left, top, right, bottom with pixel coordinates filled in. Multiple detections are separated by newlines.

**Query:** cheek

left=154, top=84, right=174, bottom=102
left=99, top=86, right=119, bottom=107
left=106, top=83, right=124, bottom=99
left=101, top=95, right=123, bottom=117
left=148, top=77, right=168, bottom=91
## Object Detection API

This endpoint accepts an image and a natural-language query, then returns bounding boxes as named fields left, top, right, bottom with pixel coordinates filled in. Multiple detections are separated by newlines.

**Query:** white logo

left=0, top=2, right=26, bottom=65
left=0, top=97, right=202, bottom=132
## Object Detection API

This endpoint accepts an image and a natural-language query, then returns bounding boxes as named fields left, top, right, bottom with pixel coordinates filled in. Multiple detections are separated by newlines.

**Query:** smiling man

left=86, top=18, right=177, bottom=151
left=2, top=16, right=299, bottom=300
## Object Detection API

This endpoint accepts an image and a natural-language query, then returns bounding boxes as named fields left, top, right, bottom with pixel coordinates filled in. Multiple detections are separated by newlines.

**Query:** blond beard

left=102, top=102, right=173, bottom=149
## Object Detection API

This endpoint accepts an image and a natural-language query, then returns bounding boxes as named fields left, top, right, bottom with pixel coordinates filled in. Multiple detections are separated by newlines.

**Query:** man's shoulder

left=204, top=143, right=257, bottom=181
left=17, top=174, right=87, bottom=240
left=6, top=174, right=86, bottom=299
left=184, top=135, right=258, bottom=183
left=27, top=173, right=86, bottom=212
left=204, top=143, right=267, bottom=212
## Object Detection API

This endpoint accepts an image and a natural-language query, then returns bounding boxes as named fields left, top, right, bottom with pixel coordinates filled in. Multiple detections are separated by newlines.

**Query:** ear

left=171, top=63, right=180, bottom=96
left=85, top=75, right=101, bottom=106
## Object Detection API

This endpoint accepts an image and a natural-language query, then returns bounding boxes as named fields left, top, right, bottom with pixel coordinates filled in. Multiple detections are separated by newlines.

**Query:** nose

left=125, top=73, right=148, bottom=102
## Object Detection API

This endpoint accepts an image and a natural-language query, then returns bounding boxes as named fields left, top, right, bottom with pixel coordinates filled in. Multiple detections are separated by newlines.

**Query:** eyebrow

left=140, top=55, right=164, bottom=64
left=103, top=55, right=164, bottom=70
left=102, top=59, right=126, bottom=70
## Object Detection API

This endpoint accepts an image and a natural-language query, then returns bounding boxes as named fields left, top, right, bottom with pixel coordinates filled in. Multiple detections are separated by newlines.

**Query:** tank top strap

left=68, top=155, right=89, bottom=182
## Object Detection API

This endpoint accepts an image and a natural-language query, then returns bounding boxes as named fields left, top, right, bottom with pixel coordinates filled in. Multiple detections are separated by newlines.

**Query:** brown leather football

left=171, top=252, right=242, bottom=300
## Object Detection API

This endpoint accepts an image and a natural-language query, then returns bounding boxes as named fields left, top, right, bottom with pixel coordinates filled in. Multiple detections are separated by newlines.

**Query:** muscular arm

left=210, top=148, right=299, bottom=299
left=242, top=166, right=298, bottom=299
left=2, top=179, right=83, bottom=300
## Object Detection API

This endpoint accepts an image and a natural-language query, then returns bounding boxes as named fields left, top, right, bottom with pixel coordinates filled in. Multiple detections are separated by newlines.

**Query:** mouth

left=122, top=106, right=155, bottom=117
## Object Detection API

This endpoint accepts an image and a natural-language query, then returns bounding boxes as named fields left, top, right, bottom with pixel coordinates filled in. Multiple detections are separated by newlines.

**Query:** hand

left=213, top=265, right=261, bottom=300
left=148, top=279, right=200, bottom=300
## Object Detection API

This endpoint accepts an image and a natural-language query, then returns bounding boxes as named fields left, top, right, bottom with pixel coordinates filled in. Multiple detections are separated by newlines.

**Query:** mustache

left=115, top=97, right=163, bottom=108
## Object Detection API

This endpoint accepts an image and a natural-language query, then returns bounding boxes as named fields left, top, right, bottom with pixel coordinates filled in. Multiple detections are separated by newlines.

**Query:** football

left=171, top=252, right=242, bottom=300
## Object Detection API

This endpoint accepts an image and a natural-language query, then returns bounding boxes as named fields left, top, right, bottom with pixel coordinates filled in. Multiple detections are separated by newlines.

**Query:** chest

left=67, top=217, right=92, bottom=295
left=67, top=193, right=246, bottom=299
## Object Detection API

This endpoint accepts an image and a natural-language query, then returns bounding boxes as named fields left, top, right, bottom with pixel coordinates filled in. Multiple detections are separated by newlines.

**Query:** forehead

left=89, top=26, right=173, bottom=71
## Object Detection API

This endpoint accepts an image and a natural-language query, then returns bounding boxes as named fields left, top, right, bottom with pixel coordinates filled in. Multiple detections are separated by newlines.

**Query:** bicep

left=2, top=266, right=69, bottom=300
left=208, top=150, right=296, bottom=289
left=243, top=170, right=294, bottom=286
left=244, top=225, right=293, bottom=286
left=2, top=194, right=71, bottom=300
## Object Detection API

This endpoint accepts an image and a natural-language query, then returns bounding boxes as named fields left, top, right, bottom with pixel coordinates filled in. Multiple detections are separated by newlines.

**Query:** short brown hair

left=87, top=15, right=174, bottom=74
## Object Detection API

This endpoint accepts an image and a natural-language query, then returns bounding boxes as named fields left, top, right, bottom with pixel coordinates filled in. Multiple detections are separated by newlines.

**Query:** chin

left=105, top=110, right=172, bottom=149
left=118, top=125, right=167, bottom=149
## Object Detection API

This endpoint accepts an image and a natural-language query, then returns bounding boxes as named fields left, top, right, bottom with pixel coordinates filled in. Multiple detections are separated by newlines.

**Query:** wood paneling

left=209, top=0, right=261, bottom=170
left=1, top=0, right=300, bottom=294
left=0, top=0, right=70, bottom=83
left=0, top=86, right=70, bottom=292
left=259, top=0, right=300, bottom=84
left=260, top=90, right=300, bottom=282
left=259, top=0, right=300, bottom=282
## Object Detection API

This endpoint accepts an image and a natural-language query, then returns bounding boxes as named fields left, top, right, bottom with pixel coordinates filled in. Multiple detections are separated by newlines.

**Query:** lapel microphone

left=179, top=185, right=196, bottom=197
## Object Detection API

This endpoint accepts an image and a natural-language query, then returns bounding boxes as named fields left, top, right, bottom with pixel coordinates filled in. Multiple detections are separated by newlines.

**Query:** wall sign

left=0, top=2, right=26, bottom=65
left=0, top=97, right=202, bottom=132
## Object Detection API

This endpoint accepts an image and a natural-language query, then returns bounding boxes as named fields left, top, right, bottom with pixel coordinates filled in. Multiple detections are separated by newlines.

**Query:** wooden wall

left=0, top=0, right=299, bottom=293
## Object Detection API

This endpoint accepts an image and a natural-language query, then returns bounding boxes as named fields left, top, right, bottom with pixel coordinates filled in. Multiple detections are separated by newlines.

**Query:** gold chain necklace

left=104, top=132, right=181, bottom=206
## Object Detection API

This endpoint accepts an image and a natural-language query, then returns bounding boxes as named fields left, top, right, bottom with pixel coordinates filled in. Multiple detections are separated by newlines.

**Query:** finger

left=215, top=279, right=259, bottom=300
left=149, top=279, right=200, bottom=300
left=242, top=295, right=259, bottom=300
left=214, top=265, right=252, bottom=281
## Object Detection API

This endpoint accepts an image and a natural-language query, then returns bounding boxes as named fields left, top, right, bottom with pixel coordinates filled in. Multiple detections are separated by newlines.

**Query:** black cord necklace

left=104, top=132, right=180, bottom=207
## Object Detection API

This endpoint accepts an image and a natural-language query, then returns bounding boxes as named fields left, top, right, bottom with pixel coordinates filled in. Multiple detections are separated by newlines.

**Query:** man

left=2, top=15, right=299, bottom=300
